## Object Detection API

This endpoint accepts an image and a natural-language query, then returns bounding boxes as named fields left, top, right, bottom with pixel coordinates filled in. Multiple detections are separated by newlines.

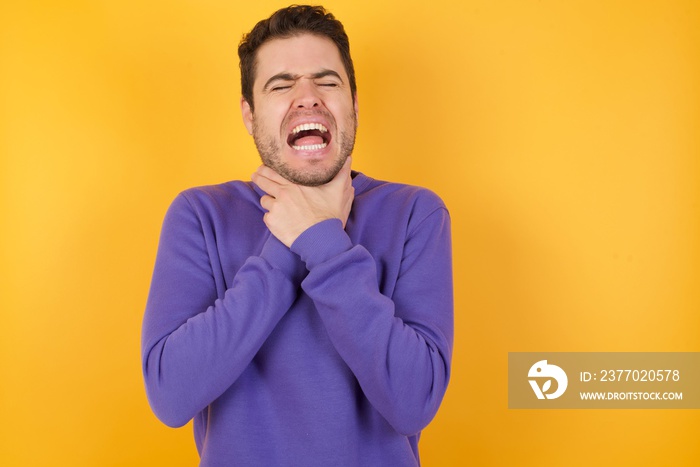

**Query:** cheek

left=331, top=99, right=356, bottom=123
left=273, top=107, right=294, bottom=133
left=253, top=99, right=289, bottom=126
left=254, top=111, right=281, bottom=135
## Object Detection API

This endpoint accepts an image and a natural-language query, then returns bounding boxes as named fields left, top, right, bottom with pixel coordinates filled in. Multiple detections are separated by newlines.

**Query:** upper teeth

left=291, top=123, right=328, bottom=134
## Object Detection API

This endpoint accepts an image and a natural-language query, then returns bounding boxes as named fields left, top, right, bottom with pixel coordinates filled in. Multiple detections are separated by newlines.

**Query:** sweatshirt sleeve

left=141, top=192, right=304, bottom=428
left=290, top=204, right=454, bottom=436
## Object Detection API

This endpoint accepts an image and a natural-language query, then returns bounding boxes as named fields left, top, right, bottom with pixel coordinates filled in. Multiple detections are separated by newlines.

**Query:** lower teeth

left=292, top=143, right=328, bottom=151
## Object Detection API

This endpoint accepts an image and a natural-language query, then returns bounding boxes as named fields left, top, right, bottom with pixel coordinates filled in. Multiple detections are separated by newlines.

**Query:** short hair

left=238, top=5, right=357, bottom=111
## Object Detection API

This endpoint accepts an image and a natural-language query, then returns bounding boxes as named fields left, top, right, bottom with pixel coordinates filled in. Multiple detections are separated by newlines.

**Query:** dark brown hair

left=238, top=5, right=356, bottom=111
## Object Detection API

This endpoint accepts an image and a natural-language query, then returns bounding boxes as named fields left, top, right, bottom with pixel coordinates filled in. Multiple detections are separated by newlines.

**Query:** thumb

left=328, top=157, right=352, bottom=187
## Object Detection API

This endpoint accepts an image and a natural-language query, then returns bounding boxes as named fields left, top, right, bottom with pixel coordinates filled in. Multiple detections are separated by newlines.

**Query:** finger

left=259, top=194, right=274, bottom=212
left=339, top=156, right=352, bottom=176
left=327, top=157, right=353, bottom=187
left=256, top=165, right=290, bottom=185
left=251, top=171, right=280, bottom=197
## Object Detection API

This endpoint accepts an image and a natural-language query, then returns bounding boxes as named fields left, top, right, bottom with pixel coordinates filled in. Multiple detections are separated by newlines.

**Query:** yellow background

left=1, top=0, right=698, bottom=465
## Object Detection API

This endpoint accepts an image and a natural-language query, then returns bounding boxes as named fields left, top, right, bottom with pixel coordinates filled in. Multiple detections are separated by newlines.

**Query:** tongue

left=293, top=135, right=324, bottom=147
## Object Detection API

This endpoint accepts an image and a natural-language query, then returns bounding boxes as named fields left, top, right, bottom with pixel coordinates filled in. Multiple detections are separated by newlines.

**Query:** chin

left=284, top=166, right=338, bottom=187
left=276, top=156, right=346, bottom=187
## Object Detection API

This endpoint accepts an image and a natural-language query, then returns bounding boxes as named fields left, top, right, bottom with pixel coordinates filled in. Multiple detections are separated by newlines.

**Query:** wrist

left=290, top=219, right=353, bottom=269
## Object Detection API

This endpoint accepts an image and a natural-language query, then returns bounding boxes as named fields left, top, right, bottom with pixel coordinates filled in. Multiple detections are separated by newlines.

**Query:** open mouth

left=287, top=122, right=331, bottom=151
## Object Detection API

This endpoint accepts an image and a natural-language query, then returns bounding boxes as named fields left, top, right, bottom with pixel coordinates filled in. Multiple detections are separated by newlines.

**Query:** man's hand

left=251, top=158, right=354, bottom=247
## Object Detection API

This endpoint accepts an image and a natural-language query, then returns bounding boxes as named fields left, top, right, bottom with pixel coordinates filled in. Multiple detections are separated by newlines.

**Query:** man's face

left=241, top=34, right=358, bottom=186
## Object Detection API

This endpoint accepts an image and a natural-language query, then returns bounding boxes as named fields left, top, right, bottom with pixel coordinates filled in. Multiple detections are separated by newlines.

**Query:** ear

left=353, top=94, right=359, bottom=125
left=241, top=97, right=253, bottom=135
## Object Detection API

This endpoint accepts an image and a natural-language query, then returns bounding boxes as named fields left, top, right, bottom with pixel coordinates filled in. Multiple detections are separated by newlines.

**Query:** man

left=142, top=5, right=453, bottom=466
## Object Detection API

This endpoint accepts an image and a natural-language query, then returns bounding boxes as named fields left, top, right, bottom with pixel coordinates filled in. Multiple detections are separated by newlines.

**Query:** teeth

left=291, top=122, right=328, bottom=134
left=292, top=142, right=328, bottom=151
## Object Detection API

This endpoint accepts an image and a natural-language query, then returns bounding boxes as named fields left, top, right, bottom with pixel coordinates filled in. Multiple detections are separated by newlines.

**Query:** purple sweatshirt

left=142, top=171, right=453, bottom=466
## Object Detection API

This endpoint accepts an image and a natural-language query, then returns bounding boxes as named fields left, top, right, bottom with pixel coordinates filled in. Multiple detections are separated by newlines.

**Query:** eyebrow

left=262, top=69, right=344, bottom=92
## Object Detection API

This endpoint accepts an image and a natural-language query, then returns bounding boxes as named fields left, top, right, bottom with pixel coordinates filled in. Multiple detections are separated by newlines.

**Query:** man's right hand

left=251, top=157, right=354, bottom=248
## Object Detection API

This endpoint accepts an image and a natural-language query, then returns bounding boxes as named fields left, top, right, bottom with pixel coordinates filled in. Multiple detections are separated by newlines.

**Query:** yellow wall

left=1, top=0, right=698, bottom=465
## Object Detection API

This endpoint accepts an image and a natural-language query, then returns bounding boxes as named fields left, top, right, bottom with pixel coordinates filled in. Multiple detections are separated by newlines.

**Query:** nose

left=293, top=79, right=320, bottom=109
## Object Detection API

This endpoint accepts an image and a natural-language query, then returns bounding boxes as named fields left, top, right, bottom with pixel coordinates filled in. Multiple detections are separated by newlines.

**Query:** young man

left=142, top=5, right=453, bottom=466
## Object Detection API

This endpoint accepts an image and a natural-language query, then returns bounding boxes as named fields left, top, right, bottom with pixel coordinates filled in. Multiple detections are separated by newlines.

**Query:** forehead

left=253, top=34, right=347, bottom=87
